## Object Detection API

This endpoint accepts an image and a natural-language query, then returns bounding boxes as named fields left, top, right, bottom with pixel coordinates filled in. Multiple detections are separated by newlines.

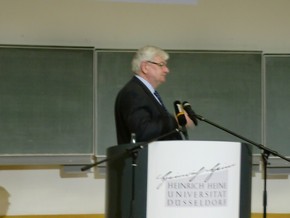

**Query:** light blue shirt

left=135, top=75, right=162, bottom=105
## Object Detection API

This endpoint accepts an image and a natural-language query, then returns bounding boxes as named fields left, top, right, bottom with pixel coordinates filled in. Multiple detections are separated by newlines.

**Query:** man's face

left=142, top=56, right=169, bottom=88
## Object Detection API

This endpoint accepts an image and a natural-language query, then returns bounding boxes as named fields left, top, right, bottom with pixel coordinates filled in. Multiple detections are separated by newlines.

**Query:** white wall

left=1, top=0, right=290, bottom=52
left=1, top=0, right=290, bottom=215
left=0, top=166, right=105, bottom=215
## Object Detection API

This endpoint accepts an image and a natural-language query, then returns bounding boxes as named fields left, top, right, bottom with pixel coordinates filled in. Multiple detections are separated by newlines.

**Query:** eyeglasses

left=146, top=61, right=167, bottom=68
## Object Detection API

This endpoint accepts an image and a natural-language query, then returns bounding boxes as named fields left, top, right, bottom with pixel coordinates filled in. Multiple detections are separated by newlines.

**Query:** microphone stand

left=81, top=128, right=182, bottom=218
left=180, top=126, right=189, bottom=140
left=81, top=128, right=182, bottom=171
left=127, top=128, right=183, bottom=218
left=193, top=113, right=290, bottom=218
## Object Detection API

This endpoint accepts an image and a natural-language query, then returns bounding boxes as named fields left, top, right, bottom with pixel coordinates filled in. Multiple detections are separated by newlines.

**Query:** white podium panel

left=147, top=141, right=246, bottom=218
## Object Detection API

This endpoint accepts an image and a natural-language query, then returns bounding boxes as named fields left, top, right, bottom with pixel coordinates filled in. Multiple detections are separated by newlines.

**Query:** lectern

left=106, top=141, right=252, bottom=218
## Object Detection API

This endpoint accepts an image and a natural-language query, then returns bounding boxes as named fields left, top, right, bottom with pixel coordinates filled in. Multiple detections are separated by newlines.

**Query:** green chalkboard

left=0, top=46, right=94, bottom=164
left=0, top=47, right=265, bottom=164
left=96, top=50, right=262, bottom=155
left=265, top=54, right=290, bottom=156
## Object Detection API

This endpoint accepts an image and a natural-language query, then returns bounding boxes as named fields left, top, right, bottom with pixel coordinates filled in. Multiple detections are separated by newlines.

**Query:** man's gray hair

left=131, top=45, right=169, bottom=73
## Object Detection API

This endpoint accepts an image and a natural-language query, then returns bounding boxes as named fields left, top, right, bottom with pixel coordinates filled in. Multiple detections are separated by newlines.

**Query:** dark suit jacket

left=115, top=76, right=182, bottom=145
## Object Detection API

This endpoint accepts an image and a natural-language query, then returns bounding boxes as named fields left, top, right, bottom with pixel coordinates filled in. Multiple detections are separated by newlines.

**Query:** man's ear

left=140, top=61, right=148, bottom=74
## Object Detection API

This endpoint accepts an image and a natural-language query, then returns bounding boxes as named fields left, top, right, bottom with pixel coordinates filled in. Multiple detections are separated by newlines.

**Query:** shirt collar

left=135, top=75, right=155, bottom=94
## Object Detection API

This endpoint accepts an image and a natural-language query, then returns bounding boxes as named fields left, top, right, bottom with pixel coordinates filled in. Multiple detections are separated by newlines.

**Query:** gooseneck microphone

left=174, top=100, right=188, bottom=139
left=182, top=101, right=198, bottom=126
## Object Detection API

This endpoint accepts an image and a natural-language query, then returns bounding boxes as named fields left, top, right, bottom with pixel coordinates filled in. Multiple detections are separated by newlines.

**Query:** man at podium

left=115, top=45, right=189, bottom=144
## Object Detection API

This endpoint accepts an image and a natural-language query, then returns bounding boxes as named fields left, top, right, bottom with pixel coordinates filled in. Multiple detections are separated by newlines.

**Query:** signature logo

left=156, top=163, right=235, bottom=189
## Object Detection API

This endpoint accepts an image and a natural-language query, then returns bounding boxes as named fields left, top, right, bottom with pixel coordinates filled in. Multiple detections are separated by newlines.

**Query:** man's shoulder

left=119, top=77, right=148, bottom=93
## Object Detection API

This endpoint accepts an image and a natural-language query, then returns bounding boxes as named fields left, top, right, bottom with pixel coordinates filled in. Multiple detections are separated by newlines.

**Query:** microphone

left=174, top=100, right=186, bottom=126
left=174, top=100, right=188, bottom=139
left=182, top=101, right=198, bottom=126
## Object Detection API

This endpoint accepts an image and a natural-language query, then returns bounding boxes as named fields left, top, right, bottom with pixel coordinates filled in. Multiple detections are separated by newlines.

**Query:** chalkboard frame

left=2, top=46, right=290, bottom=167
left=263, top=54, right=290, bottom=167
left=0, top=45, right=95, bottom=165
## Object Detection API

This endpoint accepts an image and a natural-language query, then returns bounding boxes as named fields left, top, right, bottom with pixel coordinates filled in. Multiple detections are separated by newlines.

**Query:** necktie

left=154, top=91, right=167, bottom=111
